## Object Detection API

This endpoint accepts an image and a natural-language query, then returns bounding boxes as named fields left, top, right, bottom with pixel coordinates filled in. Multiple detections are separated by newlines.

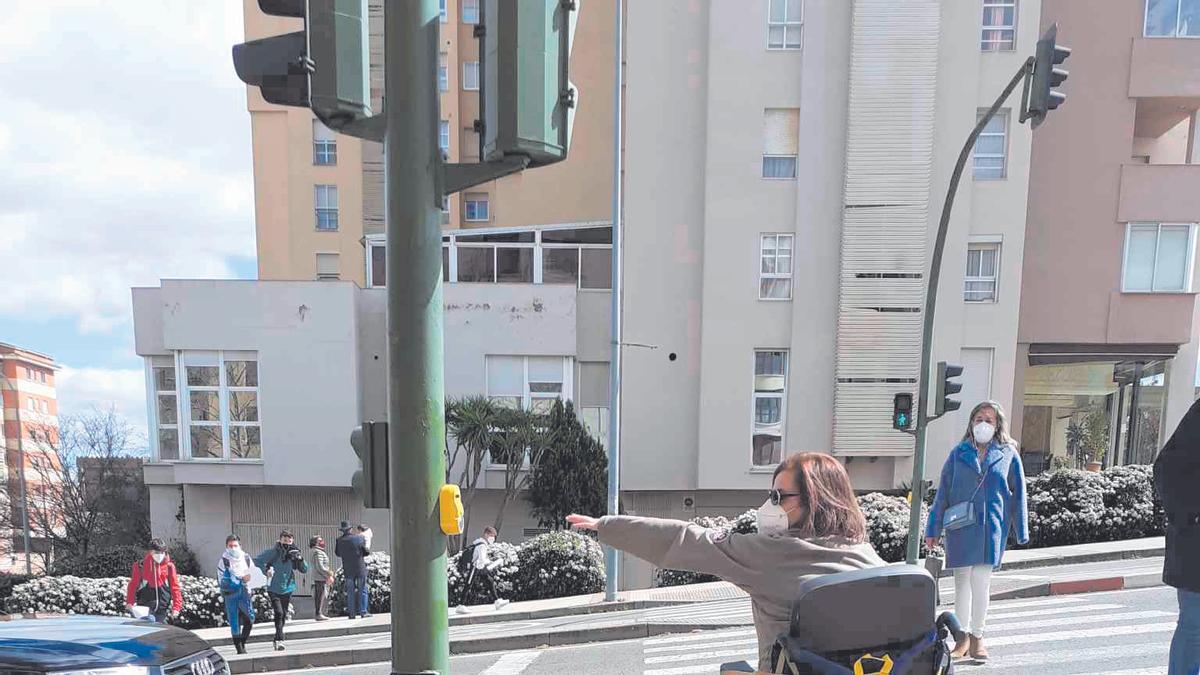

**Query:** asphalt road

left=265, top=585, right=1181, bottom=675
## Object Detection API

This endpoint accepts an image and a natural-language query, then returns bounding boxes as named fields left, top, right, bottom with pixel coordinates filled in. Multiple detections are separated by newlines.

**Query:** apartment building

left=241, top=0, right=615, bottom=285
left=0, top=343, right=61, bottom=572
left=1011, top=0, right=1200, bottom=473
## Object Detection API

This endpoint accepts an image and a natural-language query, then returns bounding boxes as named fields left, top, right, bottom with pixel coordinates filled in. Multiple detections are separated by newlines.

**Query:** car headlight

left=51, top=662, right=152, bottom=667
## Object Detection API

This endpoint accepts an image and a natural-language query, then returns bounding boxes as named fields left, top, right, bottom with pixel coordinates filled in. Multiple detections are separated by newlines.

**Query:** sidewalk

left=200, top=536, right=1165, bottom=671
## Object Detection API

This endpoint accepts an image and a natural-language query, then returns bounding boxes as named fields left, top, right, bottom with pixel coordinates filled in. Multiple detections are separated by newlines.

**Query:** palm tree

left=445, top=396, right=501, bottom=551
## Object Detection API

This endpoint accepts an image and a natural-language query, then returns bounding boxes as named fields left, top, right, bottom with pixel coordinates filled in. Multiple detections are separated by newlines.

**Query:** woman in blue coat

left=925, top=400, right=1029, bottom=662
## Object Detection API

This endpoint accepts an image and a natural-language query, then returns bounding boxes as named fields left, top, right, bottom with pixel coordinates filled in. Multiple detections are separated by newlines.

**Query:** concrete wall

left=183, top=484, right=233, bottom=576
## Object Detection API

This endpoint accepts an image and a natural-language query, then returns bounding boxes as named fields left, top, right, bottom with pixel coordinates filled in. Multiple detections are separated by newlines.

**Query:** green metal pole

left=385, top=1, right=448, bottom=672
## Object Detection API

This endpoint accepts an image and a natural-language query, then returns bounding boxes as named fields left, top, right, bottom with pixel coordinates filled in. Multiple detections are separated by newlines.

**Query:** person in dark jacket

left=124, top=539, right=182, bottom=623
left=255, top=529, right=309, bottom=651
left=1155, top=398, right=1200, bottom=675
left=335, top=520, right=371, bottom=619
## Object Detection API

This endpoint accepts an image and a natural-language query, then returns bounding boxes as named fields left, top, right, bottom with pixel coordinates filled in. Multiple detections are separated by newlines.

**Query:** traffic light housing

left=1026, top=23, right=1070, bottom=128
left=350, top=421, right=389, bottom=509
left=232, top=0, right=372, bottom=124
left=893, top=393, right=914, bottom=431
left=934, top=362, right=964, bottom=418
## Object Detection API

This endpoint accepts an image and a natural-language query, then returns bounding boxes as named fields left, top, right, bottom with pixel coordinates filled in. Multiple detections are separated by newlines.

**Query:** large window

left=150, top=351, right=260, bottom=461
left=486, top=355, right=571, bottom=414
left=965, top=243, right=1000, bottom=302
left=1146, top=0, right=1200, bottom=37
left=313, top=120, right=337, bottom=165
left=315, top=185, right=339, bottom=231
left=973, top=110, right=1008, bottom=180
left=762, top=109, right=799, bottom=179
left=760, top=234, right=793, bottom=300
left=753, top=351, right=788, bottom=467
left=1123, top=223, right=1197, bottom=292
left=463, top=61, right=480, bottom=91
left=767, top=0, right=803, bottom=50
left=981, top=0, right=1017, bottom=51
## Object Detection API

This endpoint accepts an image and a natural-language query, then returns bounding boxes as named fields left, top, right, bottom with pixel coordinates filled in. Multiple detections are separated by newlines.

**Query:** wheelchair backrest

left=788, top=565, right=936, bottom=653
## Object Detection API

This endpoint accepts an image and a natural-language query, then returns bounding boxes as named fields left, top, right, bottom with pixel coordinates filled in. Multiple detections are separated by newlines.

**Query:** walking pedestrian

left=453, top=526, right=510, bottom=614
left=217, top=534, right=258, bottom=655
left=567, top=453, right=885, bottom=673
left=925, top=400, right=1029, bottom=662
left=335, top=521, right=371, bottom=619
left=255, top=529, right=308, bottom=651
left=1155, top=397, right=1200, bottom=675
left=309, top=535, right=333, bottom=621
left=124, top=538, right=182, bottom=624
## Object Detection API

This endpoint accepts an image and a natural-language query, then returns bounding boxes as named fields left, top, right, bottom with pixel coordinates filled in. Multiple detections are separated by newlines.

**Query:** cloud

left=55, top=366, right=149, bottom=442
left=0, top=1, right=255, bottom=334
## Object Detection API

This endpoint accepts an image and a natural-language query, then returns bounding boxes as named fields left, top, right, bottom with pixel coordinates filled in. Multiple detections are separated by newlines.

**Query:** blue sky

left=0, top=2, right=256, bottom=441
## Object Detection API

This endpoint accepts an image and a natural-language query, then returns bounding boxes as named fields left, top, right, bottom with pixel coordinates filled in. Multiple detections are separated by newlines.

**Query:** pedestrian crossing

left=642, top=598, right=753, bottom=626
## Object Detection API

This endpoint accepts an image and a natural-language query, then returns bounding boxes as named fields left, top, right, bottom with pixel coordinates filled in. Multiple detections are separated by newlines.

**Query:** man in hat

left=335, top=520, right=371, bottom=619
left=255, top=529, right=308, bottom=651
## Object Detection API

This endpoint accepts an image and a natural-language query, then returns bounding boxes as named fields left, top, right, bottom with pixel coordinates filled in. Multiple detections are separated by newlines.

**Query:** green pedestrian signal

left=893, top=393, right=913, bottom=431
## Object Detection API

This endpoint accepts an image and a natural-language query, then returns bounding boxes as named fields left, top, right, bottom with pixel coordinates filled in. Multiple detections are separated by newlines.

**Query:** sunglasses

left=768, top=489, right=802, bottom=506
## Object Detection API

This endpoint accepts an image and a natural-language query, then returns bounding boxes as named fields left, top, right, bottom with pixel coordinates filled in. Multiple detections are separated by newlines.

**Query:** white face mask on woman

left=973, top=422, right=996, bottom=445
left=152, top=552, right=166, bottom=564
left=756, top=500, right=795, bottom=537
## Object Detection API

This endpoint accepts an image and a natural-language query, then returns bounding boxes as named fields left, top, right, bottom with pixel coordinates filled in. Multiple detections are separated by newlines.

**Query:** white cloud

left=0, top=1, right=255, bottom=334
left=55, top=366, right=149, bottom=441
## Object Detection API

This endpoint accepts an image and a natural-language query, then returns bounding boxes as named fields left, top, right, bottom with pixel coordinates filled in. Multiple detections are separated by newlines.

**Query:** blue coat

left=256, top=544, right=309, bottom=595
left=925, top=440, right=1029, bottom=569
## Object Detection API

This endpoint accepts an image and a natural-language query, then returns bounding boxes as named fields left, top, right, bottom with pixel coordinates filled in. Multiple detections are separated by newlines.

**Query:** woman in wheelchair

left=568, top=452, right=886, bottom=673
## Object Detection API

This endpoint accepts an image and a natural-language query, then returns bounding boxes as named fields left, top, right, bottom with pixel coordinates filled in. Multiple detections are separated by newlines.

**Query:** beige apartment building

left=241, top=0, right=615, bottom=285
left=1011, top=0, right=1200, bottom=473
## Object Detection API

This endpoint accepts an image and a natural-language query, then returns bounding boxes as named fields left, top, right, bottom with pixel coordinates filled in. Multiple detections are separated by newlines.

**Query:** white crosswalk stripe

left=639, top=592, right=1176, bottom=675
left=479, top=650, right=542, bottom=674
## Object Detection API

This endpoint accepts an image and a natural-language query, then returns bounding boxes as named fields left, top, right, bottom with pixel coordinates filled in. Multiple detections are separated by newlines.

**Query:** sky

left=0, top=2, right=258, bottom=443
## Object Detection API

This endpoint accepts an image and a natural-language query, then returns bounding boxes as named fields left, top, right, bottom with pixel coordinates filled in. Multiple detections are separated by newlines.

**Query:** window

left=463, top=61, right=480, bottom=91
left=225, top=357, right=261, bottom=459
left=760, top=234, right=794, bottom=300
left=486, top=355, right=570, bottom=414
left=26, top=398, right=35, bottom=413
left=762, top=109, right=799, bottom=179
left=1146, top=0, right=1200, bottom=37
left=965, top=244, right=1000, bottom=302
left=464, top=193, right=489, bottom=222
left=369, top=243, right=387, bottom=288
left=753, top=351, right=788, bottom=467
left=39, top=400, right=48, bottom=414
left=313, top=120, right=337, bottom=165
left=1123, top=223, right=1197, bottom=292
left=462, top=0, right=480, bottom=24
left=153, top=356, right=179, bottom=460
left=316, top=252, right=340, bottom=281
left=315, top=185, right=339, bottom=230
left=439, top=53, right=449, bottom=91
left=973, top=110, right=1008, bottom=180
left=981, top=0, right=1017, bottom=51
left=767, top=0, right=803, bottom=50
left=439, top=120, right=450, bottom=154
left=439, top=0, right=447, bottom=22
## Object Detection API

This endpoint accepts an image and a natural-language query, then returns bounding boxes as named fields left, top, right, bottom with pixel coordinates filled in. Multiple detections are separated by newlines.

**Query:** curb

left=989, top=571, right=1163, bottom=602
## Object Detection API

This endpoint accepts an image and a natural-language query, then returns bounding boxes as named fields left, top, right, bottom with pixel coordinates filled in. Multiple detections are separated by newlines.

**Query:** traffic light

left=232, top=0, right=371, bottom=124
left=893, top=393, right=914, bottom=431
left=1026, top=23, right=1070, bottom=128
left=934, top=362, right=964, bottom=418
left=350, top=421, right=389, bottom=509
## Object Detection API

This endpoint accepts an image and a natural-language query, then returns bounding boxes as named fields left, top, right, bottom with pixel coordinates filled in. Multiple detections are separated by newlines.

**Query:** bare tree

left=25, top=407, right=148, bottom=569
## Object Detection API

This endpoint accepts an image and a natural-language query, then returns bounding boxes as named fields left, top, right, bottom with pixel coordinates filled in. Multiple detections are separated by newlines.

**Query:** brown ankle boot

left=969, top=634, right=989, bottom=660
left=950, top=635, right=970, bottom=659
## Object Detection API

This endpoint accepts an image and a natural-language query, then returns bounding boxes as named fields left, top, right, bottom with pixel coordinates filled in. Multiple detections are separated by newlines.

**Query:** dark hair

left=482, top=526, right=497, bottom=536
left=226, top=534, right=240, bottom=546
left=772, top=453, right=867, bottom=543
left=279, top=529, right=294, bottom=539
left=147, top=538, right=166, bottom=552
left=309, top=535, right=323, bottom=548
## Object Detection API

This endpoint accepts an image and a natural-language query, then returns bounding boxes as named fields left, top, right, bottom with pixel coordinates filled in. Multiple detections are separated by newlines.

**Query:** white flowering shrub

left=6, top=574, right=290, bottom=630
left=1097, top=465, right=1165, bottom=540
left=327, top=553, right=392, bottom=616
left=1024, top=469, right=1108, bottom=547
left=656, top=511, right=757, bottom=587
left=448, top=542, right=518, bottom=605
left=508, top=531, right=604, bottom=601
left=858, top=493, right=932, bottom=563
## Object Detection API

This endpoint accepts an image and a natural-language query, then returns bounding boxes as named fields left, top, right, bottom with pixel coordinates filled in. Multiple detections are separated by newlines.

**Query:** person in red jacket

left=125, top=539, right=182, bottom=623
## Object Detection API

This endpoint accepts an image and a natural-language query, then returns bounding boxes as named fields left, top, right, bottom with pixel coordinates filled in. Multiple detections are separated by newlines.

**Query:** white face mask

left=756, top=500, right=793, bottom=537
left=226, top=546, right=240, bottom=557
left=485, top=536, right=495, bottom=545
left=973, top=422, right=996, bottom=445
left=152, top=552, right=165, bottom=564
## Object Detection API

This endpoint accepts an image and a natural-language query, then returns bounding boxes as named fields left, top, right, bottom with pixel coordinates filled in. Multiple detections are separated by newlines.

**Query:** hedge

left=49, top=542, right=203, bottom=579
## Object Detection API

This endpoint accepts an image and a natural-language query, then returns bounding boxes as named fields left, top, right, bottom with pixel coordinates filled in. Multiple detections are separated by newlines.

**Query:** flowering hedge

left=5, top=574, right=290, bottom=630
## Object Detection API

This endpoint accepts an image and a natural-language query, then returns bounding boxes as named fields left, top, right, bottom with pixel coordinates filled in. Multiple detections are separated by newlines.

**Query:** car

left=0, top=614, right=227, bottom=674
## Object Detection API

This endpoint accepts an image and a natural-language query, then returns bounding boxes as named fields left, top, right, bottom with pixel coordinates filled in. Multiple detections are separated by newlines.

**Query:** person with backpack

left=124, top=538, right=182, bottom=623
left=217, top=534, right=258, bottom=655
left=335, top=521, right=371, bottom=619
left=255, top=529, right=309, bottom=651
left=453, top=526, right=510, bottom=614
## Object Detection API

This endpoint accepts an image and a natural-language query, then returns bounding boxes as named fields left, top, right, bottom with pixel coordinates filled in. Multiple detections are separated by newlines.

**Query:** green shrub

left=507, top=531, right=604, bottom=602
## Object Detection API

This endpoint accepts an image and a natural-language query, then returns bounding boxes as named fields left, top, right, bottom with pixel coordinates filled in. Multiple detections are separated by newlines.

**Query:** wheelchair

left=721, top=565, right=964, bottom=675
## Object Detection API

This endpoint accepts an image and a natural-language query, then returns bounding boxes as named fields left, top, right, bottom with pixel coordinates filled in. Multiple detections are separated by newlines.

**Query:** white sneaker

left=494, top=599, right=510, bottom=610
left=454, top=605, right=469, bottom=615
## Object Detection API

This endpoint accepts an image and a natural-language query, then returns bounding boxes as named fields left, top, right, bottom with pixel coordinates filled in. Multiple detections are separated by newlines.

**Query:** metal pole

left=1127, top=362, right=1144, bottom=465
left=604, top=0, right=624, bottom=602
left=905, top=59, right=1033, bottom=565
left=13, top=402, right=32, bottom=575
left=384, top=1, right=448, bottom=672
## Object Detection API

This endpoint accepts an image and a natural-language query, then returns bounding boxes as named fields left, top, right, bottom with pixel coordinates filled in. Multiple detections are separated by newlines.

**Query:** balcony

left=1129, top=38, right=1200, bottom=100
left=1117, top=163, right=1200, bottom=223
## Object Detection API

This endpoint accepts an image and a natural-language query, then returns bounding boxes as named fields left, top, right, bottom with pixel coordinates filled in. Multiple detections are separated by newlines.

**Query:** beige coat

left=598, top=516, right=886, bottom=671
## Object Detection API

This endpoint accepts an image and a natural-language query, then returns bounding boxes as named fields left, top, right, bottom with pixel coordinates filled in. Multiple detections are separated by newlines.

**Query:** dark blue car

left=0, top=615, right=227, bottom=674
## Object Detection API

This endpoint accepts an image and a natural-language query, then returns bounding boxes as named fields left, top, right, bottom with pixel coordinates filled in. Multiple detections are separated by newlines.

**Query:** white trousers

left=953, top=564, right=994, bottom=637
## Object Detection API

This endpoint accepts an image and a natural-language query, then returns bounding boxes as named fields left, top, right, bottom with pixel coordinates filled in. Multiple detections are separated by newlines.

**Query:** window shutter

left=313, top=120, right=336, bottom=142
left=763, top=109, right=800, bottom=155
left=316, top=253, right=340, bottom=277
